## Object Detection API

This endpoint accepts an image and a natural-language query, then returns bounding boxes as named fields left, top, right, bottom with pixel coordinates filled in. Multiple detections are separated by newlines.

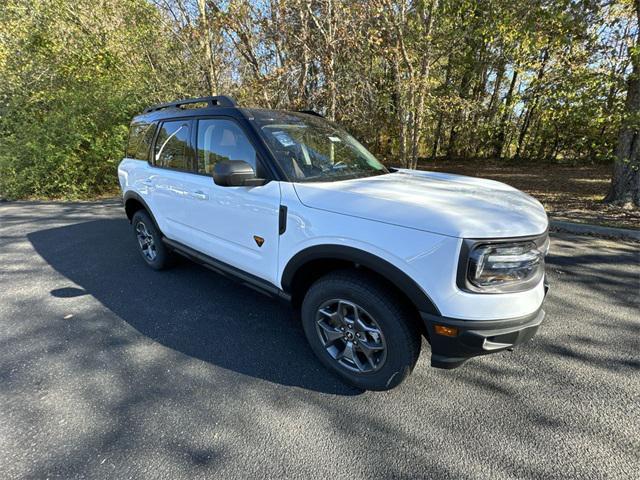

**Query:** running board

left=162, top=238, right=291, bottom=302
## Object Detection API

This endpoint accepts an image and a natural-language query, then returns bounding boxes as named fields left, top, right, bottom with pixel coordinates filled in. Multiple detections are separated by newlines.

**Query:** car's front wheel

left=131, top=210, right=174, bottom=270
left=301, top=271, right=421, bottom=391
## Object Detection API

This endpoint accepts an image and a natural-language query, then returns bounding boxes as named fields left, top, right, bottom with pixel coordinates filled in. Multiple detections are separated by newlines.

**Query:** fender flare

left=280, top=244, right=440, bottom=315
left=123, top=191, right=162, bottom=233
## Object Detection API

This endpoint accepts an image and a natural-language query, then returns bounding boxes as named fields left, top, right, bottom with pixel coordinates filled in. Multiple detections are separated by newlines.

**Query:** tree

left=605, top=0, right=640, bottom=207
left=0, top=0, right=637, bottom=201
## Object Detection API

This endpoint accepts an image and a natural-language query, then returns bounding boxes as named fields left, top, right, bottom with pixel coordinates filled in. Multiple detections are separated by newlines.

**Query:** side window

left=196, top=119, right=257, bottom=175
left=154, top=120, right=192, bottom=171
left=126, top=122, right=156, bottom=161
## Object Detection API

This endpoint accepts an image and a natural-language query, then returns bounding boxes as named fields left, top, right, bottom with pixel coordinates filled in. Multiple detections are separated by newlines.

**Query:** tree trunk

left=514, top=103, right=536, bottom=159
left=326, top=0, right=337, bottom=120
left=298, top=6, right=309, bottom=106
left=487, top=59, right=505, bottom=122
left=493, top=68, right=518, bottom=159
left=604, top=2, right=640, bottom=207
left=467, top=60, right=488, bottom=158
left=431, top=57, right=451, bottom=159
left=197, top=0, right=217, bottom=96
left=409, top=0, right=438, bottom=169
left=514, top=49, right=549, bottom=160
left=431, top=112, right=444, bottom=160
left=446, top=67, right=473, bottom=159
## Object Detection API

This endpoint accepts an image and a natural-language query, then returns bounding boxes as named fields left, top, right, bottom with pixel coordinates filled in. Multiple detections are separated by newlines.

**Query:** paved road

left=0, top=200, right=638, bottom=479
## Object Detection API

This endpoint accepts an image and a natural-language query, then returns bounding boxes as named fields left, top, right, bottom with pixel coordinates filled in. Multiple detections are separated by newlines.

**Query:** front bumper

left=421, top=306, right=546, bottom=369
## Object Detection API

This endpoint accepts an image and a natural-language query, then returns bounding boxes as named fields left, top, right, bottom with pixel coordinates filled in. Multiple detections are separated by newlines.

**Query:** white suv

left=118, top=96, right=549, bottom=390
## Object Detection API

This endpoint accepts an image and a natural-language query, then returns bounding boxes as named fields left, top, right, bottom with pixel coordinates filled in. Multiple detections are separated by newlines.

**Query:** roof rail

left=143, top=96, right=237, bottom=114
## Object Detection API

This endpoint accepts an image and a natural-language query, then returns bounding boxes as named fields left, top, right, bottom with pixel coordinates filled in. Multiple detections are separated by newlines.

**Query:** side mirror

left=213, top=160, right=266, bottom=187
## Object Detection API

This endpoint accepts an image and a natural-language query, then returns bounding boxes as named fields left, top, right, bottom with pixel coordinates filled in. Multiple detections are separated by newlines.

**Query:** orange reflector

left=434, top=325, right=459, bottom=337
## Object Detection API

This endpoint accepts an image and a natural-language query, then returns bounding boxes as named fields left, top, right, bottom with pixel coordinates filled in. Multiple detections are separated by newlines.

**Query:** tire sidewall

left=301, top=273, right=419, bottom=390
left=132, top=211, right=168, bottom=270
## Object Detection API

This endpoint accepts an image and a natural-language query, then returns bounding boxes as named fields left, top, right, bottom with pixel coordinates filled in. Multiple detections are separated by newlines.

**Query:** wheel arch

left=281, top=245, right=440, bottom=317
left=123, top=191, right=162, bottom=233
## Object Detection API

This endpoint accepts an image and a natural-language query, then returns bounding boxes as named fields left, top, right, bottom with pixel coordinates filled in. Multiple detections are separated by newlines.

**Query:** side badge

left=253, top=235, right=265, bottom=247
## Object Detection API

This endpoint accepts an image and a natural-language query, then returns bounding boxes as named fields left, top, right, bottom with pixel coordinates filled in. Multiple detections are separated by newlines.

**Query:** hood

left=292, top=169, right=548, bottom=238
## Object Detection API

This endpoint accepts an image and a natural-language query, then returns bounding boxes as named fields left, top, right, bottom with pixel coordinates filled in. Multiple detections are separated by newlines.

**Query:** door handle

left=190, top=190, right=209, bottom=201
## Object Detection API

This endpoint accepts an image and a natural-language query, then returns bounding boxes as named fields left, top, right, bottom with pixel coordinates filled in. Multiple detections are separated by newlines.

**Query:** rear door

left=147, top=118, right=194, bottom=240
left=178, top=117, right=282, bottom=284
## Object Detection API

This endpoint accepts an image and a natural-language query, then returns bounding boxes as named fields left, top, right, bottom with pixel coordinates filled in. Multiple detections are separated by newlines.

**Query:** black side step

left=163, top=238, right=291, bottom=302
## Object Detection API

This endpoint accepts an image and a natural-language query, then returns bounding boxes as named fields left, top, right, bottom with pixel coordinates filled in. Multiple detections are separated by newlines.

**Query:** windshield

left=245, top=110, right=388, bottom=182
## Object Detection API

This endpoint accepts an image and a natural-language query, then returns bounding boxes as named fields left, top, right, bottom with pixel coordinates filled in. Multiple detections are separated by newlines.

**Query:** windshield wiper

left=300, top=170, right=388, bottom=182
left=358, top=170, right=389, bottom=178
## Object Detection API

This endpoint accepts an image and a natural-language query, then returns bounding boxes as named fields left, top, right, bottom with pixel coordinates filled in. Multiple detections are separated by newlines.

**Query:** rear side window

left=126, top=122, right=156, bottom=161
left=153, top=120, right=192, bottom=171
left=196, top=119, right=257, bottom=175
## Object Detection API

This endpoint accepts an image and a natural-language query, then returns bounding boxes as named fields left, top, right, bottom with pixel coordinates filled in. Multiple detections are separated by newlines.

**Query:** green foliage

left=0, top=0, right=183, bottom=199
left=0, top=0, right=637, bottom=199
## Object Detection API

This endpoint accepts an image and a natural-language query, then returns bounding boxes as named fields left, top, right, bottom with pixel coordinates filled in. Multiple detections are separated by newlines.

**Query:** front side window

left=126, top=122, right=156, bottom=161
left=154, top=120, right=191, bottom=170
left=246, top=110, right=387, bottom=182
left=196, top=119, right=257, bottom=175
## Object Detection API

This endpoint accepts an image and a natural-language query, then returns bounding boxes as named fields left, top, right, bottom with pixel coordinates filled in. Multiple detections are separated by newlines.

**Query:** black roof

left=143, top=95, right=237, bottom=113
left=132, top=96, right=242, bottom=123
left=131, top=96, right=324, bottom=124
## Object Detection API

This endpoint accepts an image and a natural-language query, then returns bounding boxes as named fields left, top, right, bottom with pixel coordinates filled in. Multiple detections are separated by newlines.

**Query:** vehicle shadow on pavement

left=28, top=219, right=361, bottom=396
left=546, top=233, right=640, bottom=308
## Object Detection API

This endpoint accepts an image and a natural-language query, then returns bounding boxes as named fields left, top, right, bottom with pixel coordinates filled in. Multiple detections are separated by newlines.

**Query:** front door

left=178, top=117, right=281, bottom=285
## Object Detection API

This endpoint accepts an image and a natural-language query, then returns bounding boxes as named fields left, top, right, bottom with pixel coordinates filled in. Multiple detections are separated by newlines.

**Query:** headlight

left=460, top=236, right=547, bottom=293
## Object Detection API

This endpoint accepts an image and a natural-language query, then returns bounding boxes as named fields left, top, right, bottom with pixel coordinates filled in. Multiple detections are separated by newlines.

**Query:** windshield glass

left=245, top=110, right=388, bottom=182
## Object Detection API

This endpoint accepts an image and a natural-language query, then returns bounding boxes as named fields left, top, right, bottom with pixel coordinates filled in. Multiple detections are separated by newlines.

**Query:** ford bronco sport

left=118, top=96, right=549, bottom=391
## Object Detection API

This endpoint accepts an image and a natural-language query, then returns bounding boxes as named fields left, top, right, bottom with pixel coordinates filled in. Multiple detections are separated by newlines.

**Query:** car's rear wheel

left=301, top=270, right=421, bottom=390
left=131, top=210, right=173, bottom=270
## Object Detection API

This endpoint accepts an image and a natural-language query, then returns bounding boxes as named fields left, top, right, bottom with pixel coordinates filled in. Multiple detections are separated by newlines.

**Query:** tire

left=301, top=270, right=421, bottom=391
left=131, top=210, right=174, bottom=270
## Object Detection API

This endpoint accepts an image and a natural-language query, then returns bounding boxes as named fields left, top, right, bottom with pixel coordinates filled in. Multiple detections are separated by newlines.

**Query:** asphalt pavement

left=0, top=199, right=638, bottom=479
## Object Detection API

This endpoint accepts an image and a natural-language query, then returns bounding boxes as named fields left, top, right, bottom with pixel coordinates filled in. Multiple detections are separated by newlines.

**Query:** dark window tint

left=126, top=122, right=156, bottom=161
left=196, top=119, right=257, bottom=175
left=154, top=120, right=191, bottom=170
